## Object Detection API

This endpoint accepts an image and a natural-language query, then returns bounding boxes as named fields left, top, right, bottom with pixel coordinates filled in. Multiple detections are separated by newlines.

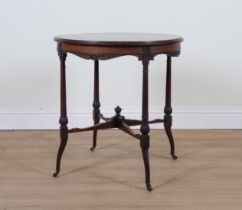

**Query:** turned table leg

left=140, top=48, right=152, bottom=191
left=164, top=55, right=177, bottom=160
left=90, top=60, right=101, bottom=151
left=53, top=45, right=69, bottom=177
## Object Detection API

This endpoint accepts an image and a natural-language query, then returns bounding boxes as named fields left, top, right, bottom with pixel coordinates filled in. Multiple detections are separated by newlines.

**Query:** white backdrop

left=0, top=0, right=242, bottom=129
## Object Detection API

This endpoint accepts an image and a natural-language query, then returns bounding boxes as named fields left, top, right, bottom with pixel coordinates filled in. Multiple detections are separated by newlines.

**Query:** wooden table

left=53, top=33, right=183, bottom=191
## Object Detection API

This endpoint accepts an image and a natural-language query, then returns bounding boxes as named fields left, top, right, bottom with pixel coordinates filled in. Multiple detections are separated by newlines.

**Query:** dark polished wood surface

left=54, top=33, right=183, bottom=46
left=53, top=33, right=183, bottom=191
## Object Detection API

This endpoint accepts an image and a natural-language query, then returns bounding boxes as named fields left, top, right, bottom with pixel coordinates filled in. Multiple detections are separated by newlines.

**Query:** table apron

left=60, top=42, right=181, bottom=59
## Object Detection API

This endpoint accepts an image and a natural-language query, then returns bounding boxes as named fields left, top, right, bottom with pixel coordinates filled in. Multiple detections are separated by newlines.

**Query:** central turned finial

left=114, top=106, right=122, bottom=115
left=113, top=106, right=124, bottom=127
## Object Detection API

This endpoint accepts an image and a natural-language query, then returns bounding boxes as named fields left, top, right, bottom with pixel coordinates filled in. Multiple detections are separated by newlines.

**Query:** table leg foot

left=164, top=115, right=177, bottom=160
left=90, top=124, right=98, bottom=151
left=172, top=154, right=178, bottom=160
left=140, top=134, right=152, bottom=192
left=53, top=125, right=68, bottom=178
left=53, top=170, right=60, bottom=177
left=146, top=183, right=153, bottom=191
left=90, top=146, right=95, bottom=151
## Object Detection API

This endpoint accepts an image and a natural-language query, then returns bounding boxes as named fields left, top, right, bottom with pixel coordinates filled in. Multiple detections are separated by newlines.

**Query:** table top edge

left=54, top=33, right=183, bottom=47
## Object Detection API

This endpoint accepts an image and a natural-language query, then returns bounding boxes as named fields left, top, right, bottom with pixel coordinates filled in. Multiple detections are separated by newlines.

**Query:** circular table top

left=54, top=33, right=183, bottom=47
